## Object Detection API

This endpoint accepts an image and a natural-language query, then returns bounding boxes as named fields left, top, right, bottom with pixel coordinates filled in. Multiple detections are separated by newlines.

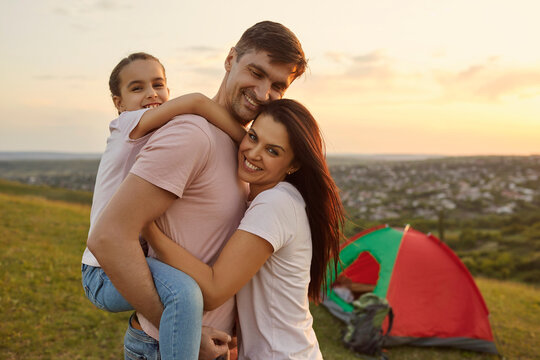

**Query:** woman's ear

left=287, top=164, right=301, bottom=175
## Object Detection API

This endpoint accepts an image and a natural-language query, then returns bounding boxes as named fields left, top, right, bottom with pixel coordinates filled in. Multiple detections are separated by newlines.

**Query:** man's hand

left=199, top=326, right=231, bottom=360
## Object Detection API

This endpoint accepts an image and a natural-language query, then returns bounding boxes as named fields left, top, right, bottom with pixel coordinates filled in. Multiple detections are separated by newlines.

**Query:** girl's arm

left=130, top=93, right=246, bottom=143
left=143, top=222, right=273, bottom=311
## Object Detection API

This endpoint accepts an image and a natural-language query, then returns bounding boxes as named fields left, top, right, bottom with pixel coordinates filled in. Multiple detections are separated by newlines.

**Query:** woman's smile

left=243, top=157, right=262, bottom=171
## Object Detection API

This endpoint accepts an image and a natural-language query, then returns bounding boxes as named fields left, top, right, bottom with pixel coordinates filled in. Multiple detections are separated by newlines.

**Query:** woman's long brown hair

left=259, top=99, right=345, bottom=302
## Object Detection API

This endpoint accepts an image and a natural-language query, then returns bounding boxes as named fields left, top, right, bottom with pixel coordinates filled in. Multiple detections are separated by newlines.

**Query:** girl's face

left=237, top=113, right=298, bottom=199
left=113, top=59, right=170, bottom=113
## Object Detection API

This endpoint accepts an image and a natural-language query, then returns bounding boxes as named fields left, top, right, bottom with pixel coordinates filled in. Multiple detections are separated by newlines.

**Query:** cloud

left=169, top=46, right=225, bottom=70
left=326, top=49, right=390, bottom=68
left=477, top=71, right=540, bottom=100
left=33, top=75, right=88, bottom=81
left=52, top=0, right=131, bottom=16
left=295, top=50, right=401, bottom=101
left=33, top=75, right=58, bottom=81
left=325, top=52, right=346, bottom=63
left=189, top=67, right=223, bottom=77
left=182, top=46, right=221, bottom=53
left=349, top=50, right=393, bottom=80
left=437, top=57, right=540, bottom=101
left=52, top=0, right=133, bottom=32
left=52, top=7, right=69, bottom=16
left=93, top=0, right=126, bottom=11
left=322, top=50, right=395, bottom=83
left=305, top=51, right=540, bottom=106
left=353, top=50, right=386, bottom=64
left=455, top=56, right=499, bottom=80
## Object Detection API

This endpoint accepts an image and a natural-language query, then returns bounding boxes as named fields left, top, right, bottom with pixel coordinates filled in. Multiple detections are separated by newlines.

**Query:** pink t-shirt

left=130, top=114, right=248, bottom=339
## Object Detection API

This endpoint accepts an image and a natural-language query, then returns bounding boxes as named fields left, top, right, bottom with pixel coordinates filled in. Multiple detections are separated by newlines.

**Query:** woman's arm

left=143, top=222, right=273, bottom=310
left=130, top=93, right=246, bottom=143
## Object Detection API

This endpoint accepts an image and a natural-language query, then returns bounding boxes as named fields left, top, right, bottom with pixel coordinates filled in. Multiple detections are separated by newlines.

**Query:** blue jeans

left=82, top=257, right=203, bottom=359
left=124, top=313, right=160, bottom=360
left=124, top=315, right=229, bottom=360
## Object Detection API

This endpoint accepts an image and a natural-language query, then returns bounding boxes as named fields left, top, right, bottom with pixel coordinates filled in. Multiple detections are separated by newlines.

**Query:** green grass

left=0, top=193, right=126, bottom=359
left=0, top=179, right=92, bottom=205
left=1, top=188, right=539, bottom=359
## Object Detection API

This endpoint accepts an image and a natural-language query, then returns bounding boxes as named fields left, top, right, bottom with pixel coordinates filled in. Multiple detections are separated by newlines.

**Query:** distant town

left=1, top=154, right=539, bottom=221
left=333, top=156, right=540, bottom=221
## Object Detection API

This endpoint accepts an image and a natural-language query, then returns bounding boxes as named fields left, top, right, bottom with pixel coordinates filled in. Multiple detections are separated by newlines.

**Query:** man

left=88, top=21, right=307, bottom=359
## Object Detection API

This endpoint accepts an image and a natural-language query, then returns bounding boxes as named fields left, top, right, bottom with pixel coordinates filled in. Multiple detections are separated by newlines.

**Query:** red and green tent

left=323, top=225, right=498, bottom=354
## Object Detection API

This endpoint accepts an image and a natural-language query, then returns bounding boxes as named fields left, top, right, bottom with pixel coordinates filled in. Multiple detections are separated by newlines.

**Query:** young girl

left=81, top=52, right=244, bottom=359
left=142, top=99, right=345, bottom=359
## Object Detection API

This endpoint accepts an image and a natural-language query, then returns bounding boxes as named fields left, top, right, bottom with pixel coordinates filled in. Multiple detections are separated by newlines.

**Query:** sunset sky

left=1, top=0, right=539, bottom=155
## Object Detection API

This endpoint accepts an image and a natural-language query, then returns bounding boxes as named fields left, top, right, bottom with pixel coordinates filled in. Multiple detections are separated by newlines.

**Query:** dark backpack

left=342, top=293, right=394, bottom=359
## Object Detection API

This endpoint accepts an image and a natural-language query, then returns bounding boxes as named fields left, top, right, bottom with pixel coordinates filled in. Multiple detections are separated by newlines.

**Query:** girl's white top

left=82, top=109, right=150, bottom=266
left=236, top=181, right=322, bottom=360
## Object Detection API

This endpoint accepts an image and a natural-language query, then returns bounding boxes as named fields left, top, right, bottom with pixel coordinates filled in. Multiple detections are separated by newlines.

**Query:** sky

left=1, top=0, right=539, bottom=156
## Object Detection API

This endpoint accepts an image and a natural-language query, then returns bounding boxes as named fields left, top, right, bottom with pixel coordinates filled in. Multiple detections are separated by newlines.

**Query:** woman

left=144, top=99, right=345, bottom=359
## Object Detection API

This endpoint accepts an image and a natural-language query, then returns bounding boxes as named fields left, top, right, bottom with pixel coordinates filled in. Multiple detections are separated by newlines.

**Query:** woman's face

left=237, top=113, right=298, bottom=199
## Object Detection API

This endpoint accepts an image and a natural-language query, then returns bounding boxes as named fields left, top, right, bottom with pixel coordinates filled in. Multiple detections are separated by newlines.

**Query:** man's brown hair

left=234, top=21, right=307, bottom=80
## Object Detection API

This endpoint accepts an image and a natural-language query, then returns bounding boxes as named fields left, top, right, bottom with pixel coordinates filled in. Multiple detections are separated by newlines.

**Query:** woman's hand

left=141, top=221, right=160, bottom=246
left=141, top=221, right=174, bottom=261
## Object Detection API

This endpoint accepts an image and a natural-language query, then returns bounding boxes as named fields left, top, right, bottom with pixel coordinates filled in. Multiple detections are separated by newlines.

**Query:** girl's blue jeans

left=81, top=257, right=203, bottom=359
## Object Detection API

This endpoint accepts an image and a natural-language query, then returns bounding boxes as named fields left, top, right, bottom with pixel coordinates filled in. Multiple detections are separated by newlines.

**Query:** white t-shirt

left=82, top=109, right=150, bottom=266
left=236, top=182, right=323, bottom=360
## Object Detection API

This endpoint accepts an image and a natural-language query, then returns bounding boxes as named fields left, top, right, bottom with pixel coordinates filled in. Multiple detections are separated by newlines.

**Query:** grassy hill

left=1, top=180, right=539, bottom=359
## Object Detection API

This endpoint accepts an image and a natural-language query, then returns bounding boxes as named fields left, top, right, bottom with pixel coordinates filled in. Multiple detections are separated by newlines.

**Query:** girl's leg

left=146, top=257, right=203, bottom=359
left=83, top=260, right=203, bottom=359
left=81, top=264, right=133, bottom=312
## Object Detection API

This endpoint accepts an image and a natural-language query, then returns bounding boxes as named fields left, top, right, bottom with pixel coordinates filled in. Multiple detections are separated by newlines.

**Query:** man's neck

left=213, top=73, right=247, bottom=126
left=212, top=73, right=228, bottom=107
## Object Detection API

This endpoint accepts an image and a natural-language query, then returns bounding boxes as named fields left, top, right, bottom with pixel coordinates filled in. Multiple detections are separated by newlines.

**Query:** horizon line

left=0, top=150, right=539, bottom=158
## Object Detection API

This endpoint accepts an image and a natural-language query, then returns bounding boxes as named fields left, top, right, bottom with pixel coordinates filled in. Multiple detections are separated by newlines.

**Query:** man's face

left=222, top=49, right=297, bottom=125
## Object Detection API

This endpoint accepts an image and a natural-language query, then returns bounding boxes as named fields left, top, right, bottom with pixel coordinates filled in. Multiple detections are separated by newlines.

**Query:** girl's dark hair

left=108, top=52, right=166, bottom=97
left=235, top=21, right=307, bottom=81
left=259, top=99, right=345, bottom=303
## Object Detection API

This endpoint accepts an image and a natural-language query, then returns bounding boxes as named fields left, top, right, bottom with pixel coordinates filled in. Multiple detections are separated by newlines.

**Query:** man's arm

left=87, top=174, right=176, bottom=327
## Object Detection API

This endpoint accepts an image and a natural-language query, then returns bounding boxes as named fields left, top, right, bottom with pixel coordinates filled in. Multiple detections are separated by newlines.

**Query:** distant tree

left=458, top=229, right=477, bottom=249
left=523, top=222, right=540, bottom=241
left=437, top=209, right=445, bottom=241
